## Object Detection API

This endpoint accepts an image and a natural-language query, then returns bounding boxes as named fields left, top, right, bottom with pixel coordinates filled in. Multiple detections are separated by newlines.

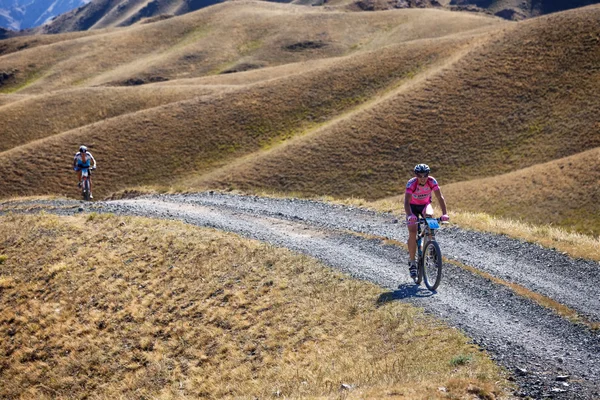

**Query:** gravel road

left=2, top=192, right=600, bottom=399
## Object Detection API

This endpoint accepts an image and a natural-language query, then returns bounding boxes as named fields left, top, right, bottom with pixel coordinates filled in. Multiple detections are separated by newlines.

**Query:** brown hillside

left=1, top=2, right=597, bottom=238
left=0, top=31, right=478, bottom=198
left=442, top=147, right=600, bottom=236
left=0, top=85, right=231, bottom=152
left=0, top=2, right=503, bottom=94
left=0, top=30, right=100, bottom=57
left=197, top=5, right=600, bottom=201
left=0, top=94, right=28, bottom=107
left=0, top=2, right=504, bottom=199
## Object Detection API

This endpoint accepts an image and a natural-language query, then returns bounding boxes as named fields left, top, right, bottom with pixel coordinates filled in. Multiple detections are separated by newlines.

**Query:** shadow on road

left=376, top=283, right=434, bottom=306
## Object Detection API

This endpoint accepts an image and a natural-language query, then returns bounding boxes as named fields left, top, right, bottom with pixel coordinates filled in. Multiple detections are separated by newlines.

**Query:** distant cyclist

left=405, top=164, right=449, bottom=278
left=73, top=145, right=97, bottom=198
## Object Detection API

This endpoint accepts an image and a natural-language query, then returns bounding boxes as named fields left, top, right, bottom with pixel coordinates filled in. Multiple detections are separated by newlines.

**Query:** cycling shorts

left=410, top=203, right=433, bottom=218
left=74, top=164, right=90, bottom=171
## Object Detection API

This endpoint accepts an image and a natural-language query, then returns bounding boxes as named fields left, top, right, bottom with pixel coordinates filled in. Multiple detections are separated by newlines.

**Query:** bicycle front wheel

left=423, top=240, right=442, bottom=291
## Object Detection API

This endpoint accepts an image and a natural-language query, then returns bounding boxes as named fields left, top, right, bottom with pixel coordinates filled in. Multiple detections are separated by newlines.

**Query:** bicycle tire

left=423, top=240, right=442, bottom=291
left=82, top=179, right=90, bottom=201
left=415, top=256, right=423, bottom=284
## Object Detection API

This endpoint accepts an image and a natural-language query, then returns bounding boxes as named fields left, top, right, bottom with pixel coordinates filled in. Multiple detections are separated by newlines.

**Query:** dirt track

left=2, top=192, right=600, bottom=399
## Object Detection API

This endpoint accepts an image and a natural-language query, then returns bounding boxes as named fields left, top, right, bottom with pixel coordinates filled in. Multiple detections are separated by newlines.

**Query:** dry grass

left=0, top=31, right=475, bottom=199
left=450, top=211, right=600, bottom=262
left=199, top=6, right=599, bottom=205
left=0, top=213, right=510, bottom=399
left=370, top=197, right=600, bottom=262
left=0, top=85, right=230, bottom=152
left=0, top=1, right=505, bottom=202
left=0, top=30, right=100, bottom=57
left=443, top=147, right=600, bottom=236
left=0, top=2, right=503, bottom=94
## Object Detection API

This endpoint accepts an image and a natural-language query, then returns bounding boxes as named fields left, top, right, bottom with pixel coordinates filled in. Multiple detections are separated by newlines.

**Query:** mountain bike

left=80, top=167, right=94, bottom=201
left=413, top=217, right=446, bottom=291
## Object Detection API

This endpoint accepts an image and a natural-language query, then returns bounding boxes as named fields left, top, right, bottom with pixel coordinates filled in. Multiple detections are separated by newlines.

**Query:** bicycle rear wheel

left=423, top=240, right=442, bottom=291
left=82, top=179, right=90, bottom=201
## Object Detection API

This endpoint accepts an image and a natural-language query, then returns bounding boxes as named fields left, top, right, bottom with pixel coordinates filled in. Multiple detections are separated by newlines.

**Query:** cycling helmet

left=79, top=145, right=87, bottom=153
left=414, top=164, right=430, bottom=175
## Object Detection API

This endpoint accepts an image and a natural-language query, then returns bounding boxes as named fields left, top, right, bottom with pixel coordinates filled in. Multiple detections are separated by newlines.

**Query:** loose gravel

left=2, top=192, right=600, bottom=399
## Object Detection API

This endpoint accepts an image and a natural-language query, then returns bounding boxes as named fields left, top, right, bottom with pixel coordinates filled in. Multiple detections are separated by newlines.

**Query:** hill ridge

left=192, top=29, right=502, bottom=186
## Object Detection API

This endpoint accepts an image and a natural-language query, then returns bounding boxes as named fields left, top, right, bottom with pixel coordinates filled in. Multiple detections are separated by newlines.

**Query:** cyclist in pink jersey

left=405, top=164, right=449, bottom=279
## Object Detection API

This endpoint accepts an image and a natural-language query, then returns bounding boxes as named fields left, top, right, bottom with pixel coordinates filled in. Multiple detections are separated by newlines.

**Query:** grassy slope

left=0, top=33, right=483, bottom=199
left=0, top=85, right=230, bottom=152
left=0, top=2, right=503, bottom=94
left=442, top=147, right=600, bottom=236
left=0, top=213, right=509, bottom=398
left=198, top=6, right=600, bottom=204
left=0, top=30, right=101, bottom=58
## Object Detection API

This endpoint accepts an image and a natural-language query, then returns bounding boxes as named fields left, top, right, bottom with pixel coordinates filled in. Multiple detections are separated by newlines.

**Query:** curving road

left=2, top=192, right=600, bottom=399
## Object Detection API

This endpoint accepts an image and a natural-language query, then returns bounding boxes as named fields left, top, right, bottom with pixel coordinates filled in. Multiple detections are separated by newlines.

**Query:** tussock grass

left=370, top=197, right=600, bottom=262
left=451, top=211, right=600, bottom=262
left=0, top=213, right=510, bottom=398
left=0, top=85, right=226, bottom=152
left=0, top=2, right=503, bottom=93
left=443, top=147, right=600, bottom=237
left=0, top=2, right=597, bottom=252
left=0, top=30, right=472, bottom=200
left=202, top=7, right=600, bottom=206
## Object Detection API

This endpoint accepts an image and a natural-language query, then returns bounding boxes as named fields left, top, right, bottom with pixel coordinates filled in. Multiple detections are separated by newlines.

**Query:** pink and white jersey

left=405, top=176, right=440, bottom=205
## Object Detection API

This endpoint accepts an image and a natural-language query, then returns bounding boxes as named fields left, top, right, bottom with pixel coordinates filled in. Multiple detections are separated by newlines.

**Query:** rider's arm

left=73, top=154, right=78, bottom=168
left=404, top=193, right=413, bottom=216
left=433, top=189, right=448, bottom=216
left=89, top=153, right=97, bottom=168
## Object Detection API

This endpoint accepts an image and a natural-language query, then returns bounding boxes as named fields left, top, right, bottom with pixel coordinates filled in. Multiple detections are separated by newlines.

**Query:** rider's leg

left=408, top=223, right=418, bottom=261
left=407, top=204, right=423, bottom=262
left=88, top=175, right=93, bottom=198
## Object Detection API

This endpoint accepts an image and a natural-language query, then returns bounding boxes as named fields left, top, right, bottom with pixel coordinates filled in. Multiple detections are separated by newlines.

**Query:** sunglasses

left=416, top=173, right=429, bottom=178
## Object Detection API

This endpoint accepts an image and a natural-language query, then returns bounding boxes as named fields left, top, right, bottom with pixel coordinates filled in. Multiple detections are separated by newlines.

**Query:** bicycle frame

left=416, top=217, right=440, bottom=253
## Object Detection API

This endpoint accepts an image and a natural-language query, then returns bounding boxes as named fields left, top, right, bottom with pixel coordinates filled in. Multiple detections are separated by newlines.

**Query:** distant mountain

left=449, top=0, right=600, bottom=20
left=1, top=0, right=598, bottom=34
left=0, top=0, right=90, bottom=30
left=36, top=0, right=222, bottom=33
left=348, top=0, right=600, bottom=19
left=29, top=0, right=600, bottom=35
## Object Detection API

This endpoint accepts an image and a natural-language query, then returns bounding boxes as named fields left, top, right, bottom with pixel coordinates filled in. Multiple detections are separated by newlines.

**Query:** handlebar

left=418, top=217, right=449, bottom=224
left=404, top=217, right=449, bottom=227
left=416, top=216, right=448, bottom=221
